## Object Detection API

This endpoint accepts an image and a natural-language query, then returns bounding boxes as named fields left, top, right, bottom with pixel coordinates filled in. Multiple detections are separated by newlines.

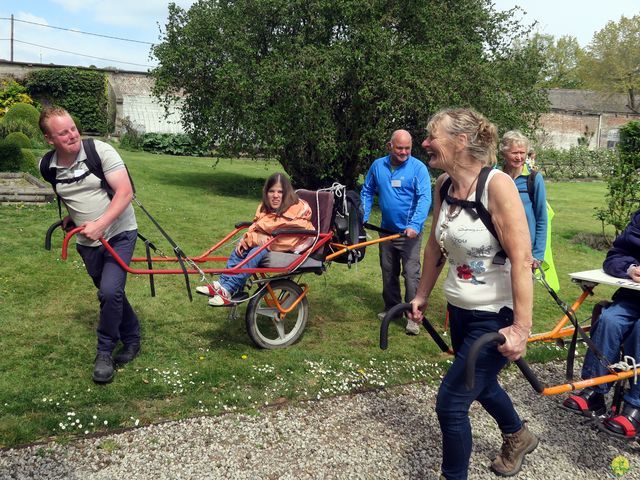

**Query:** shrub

left=70, top=114, right=83, bottom=135
left=4, top=103, right=40, bottom=129
left=4, top=132, right=32, bottom=149
left=0, top=118, right=47, bottom=149
left=141, top=132, right=208, bottom=156
left=20, top=148, right=39, bottom=176
left=0, top=80, right=34, bottom=116
left=595, top=120, right=640, bottom=237
left=0, top=140, right=23, bottom=171
left=118, top=117, right=144, bottom=151
left=536, top=146, right=616, bottom=180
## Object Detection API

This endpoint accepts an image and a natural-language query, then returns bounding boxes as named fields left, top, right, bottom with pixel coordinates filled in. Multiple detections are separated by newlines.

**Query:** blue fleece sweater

left=360, top=154, right=431, bottom=233
left=514, top=166, right=548, bottom=261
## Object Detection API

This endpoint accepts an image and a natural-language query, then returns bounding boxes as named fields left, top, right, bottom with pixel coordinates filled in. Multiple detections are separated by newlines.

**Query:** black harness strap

left=535, top=266, right=613, bottom=380
left=135, top=200, right=193, bottom=302
left=440, top=167, right=507, bottom=265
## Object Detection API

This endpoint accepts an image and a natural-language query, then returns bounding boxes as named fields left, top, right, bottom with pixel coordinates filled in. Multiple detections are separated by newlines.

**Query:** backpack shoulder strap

left=82, top=138, right=111, bottom=194
left=475, top=167, right=507, bottom=265
left=39, top=150, right=57, bottom=187
left=439, top=176, right=452, bottom=205
left=82, top=138, right=136, bottom=196
left=526, top=170, right=538, bottom=204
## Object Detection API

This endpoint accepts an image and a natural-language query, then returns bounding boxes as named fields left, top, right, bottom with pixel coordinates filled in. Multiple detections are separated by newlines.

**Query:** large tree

left=152, top=0, right=548, bottom=188
left=579, top=15, right=640, bottom=113
left=530, top=33, right=584, bottom=89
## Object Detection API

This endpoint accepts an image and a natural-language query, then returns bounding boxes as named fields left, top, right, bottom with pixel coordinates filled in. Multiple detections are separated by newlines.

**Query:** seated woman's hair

left=261, top=172, right=299, bottom=215
left=500, top=130, right=530, bottom=157
left=427, top=108, right=498, bottom=166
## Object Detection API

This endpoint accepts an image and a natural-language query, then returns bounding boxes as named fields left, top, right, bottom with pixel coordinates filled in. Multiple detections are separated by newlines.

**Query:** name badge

left=74, top=169, right=85, bottom=177
left=391, top=179, right=401, bottom=188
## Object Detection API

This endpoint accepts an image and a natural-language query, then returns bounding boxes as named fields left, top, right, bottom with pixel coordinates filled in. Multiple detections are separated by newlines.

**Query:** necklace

left=438, top=173, right=480, bottom=260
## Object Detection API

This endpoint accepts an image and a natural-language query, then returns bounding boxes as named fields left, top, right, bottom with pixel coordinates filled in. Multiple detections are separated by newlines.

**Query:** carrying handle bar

left=465, top=332, right=544, bottom=393
left=44, top=220, right=63, bottom=251
left=379, top=303, right=451, bottom=353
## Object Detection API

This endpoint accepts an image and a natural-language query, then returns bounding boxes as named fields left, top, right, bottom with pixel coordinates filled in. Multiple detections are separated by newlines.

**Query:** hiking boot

left=562, top=387, right=606, bottom=416
left=602, top=403, right=640, bottom=439
left=113, top=344, right=140, bottom=366
left=93, top=352, right=115, bottom=384
left=490, top=421, right=538, bottom=477
left=405, top=319, right=420, bottom=336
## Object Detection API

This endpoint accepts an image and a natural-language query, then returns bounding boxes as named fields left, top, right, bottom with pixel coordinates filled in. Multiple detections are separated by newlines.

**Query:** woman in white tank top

left=409, top=108, right=536, bottom=480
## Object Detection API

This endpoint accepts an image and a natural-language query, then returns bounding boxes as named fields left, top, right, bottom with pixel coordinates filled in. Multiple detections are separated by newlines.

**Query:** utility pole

left=10, top=14, right=14, bottom=62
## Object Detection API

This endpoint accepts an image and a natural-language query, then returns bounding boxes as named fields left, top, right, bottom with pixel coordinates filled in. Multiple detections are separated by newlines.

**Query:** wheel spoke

left=274, top=316, right=286, bottom=339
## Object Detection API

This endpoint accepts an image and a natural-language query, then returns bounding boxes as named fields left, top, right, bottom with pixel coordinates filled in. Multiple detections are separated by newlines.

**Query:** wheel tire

left=245, top=279, right=308, bottom=349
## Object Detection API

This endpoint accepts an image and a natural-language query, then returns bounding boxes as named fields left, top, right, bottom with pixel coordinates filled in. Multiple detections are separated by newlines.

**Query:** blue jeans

left=437, top=304, right=522, bottom=480
left=581, top=300, right=640, bottom=407
left=218, top=246, right=269, bottom=295
left=76, top=230, right=140, bottom=354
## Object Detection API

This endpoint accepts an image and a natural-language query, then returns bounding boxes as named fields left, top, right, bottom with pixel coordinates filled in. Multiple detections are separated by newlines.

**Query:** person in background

left=500, top=131, right=547, bottom=269
left=411, top=108, right=537, bottom=479
left=196, top=173, right=314, bottom=306
left=360, top=129, right=431, bottom=335
left=526, top=146, right=536, bottom=170
left=563, top=209, right=640, bottom=438
left=39, top=106, right=140, bottom=384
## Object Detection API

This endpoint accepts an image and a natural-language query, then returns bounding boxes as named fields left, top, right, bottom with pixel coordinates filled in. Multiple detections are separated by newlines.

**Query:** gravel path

left=2, top=361, right=640, bottom=480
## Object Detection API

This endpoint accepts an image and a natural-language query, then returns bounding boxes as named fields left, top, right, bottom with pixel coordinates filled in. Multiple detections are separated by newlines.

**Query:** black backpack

left=332, top=189, right=367, bottom=264
left=40, top=138, right=135, bottom=218
left=518, top=169, right=538, bottom=204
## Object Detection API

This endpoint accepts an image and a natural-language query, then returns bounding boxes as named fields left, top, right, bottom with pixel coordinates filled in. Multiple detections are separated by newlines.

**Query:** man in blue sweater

left=563, top=209, right=640, bottom=437
left=361, top=130, right=431, bottom=335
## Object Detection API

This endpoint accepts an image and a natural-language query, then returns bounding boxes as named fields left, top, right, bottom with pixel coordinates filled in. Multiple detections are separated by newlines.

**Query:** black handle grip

left=44, top=220, right=63, bottom=251
left=380, top=303, right=412, bottom=350
left=465, top=332, right=544, bottom=393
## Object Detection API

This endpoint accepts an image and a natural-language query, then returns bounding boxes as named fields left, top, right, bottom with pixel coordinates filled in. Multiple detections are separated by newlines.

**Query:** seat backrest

left=296, top=189, right=335, bottom=234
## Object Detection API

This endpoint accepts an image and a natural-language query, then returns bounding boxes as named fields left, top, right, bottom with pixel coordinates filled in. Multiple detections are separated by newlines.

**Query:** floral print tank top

left=435, top=169, right=513, bottom=312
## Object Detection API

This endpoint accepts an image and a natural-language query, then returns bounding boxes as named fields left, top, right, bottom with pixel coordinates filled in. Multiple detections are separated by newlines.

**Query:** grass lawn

left=0, top=149, right=619, bottom=447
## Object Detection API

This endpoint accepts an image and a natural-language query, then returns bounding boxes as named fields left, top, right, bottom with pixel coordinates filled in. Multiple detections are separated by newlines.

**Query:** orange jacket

left=243, top=199, right=314, bottom=252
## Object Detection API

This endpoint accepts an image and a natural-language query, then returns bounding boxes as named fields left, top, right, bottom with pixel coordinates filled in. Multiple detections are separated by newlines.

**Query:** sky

left=0, top=1, right=638, bottom=72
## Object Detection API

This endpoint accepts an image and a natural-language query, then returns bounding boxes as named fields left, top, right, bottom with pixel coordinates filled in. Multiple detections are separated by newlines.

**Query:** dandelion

left=241, top=354, right=248, bottom=360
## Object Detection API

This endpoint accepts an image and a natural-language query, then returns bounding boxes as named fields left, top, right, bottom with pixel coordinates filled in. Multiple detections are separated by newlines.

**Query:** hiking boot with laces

left=490, top=421, right=538, bottom=477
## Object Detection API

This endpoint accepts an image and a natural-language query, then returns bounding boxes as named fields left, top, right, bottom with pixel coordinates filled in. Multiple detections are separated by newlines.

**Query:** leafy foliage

left=140, top=132, right=209, bottom=156
left=25, top=68, right=109, bottom=134
left=595, top=120, right=640, bottom=237
left=0, top=118, right=46, bottom=148
left=4, top=132, right=32, bottom=149
left=152, top=0, right=549, bottom=188
left=4, top=103, right=40, bottom=130
left=118, top=117, right=144, bottom=151
left=579, top=15, right=640, bottom=113
left=536, top=146, right=616, bottom=180
left=531, top=34, right=585, bottom=89
left=0, top=140, right=23, bottom=171
left=0, top=80, right=35, bottom=116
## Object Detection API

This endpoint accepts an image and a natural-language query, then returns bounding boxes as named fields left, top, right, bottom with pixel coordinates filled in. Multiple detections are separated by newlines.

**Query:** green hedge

left=25, top=68, right=108, bottom=134
left=140, top=132, right=209, bottom=156
left=4, top=132, right=32, bottom=149
left=535, top=146, right=616, bottom=180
